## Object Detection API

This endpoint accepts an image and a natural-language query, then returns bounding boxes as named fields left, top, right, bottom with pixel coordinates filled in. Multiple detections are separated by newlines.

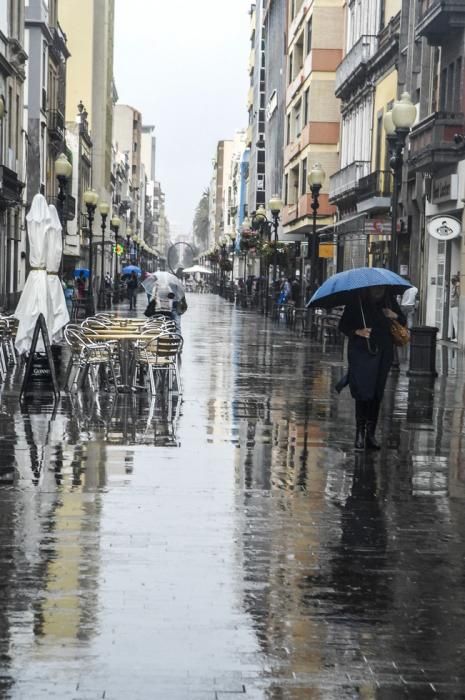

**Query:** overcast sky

left=114, top=0, right=251, bottom=240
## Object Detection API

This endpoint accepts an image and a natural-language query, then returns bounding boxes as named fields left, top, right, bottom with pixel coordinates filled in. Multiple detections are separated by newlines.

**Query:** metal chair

left=63, top=326, right=118, bottom=391
left=133, top=332, right=183, bottom=396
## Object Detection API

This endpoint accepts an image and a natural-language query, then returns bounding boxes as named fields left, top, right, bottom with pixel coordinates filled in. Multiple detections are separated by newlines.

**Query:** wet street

left=1, top=293, right=465, bottom=699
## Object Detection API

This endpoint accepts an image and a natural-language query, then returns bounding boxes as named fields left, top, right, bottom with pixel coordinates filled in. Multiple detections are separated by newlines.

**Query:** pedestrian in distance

left=400, top=282, right=418, bottom=329
left=339, top=286, right=406, bottom=451
left=126, top=272, right=138, bottom=310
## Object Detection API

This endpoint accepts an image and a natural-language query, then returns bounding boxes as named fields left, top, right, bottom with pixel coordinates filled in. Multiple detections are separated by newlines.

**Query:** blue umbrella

left=73, top=268, right=89, bottom=279
left=307, top=267, right=412, bottom=309
left=121, top=265, right=142, bottom=276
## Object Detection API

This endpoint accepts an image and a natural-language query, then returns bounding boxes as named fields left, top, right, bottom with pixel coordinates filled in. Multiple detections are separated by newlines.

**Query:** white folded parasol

left=46, top=205, right=69, bottom=343
left=14, top=194, right=53, bottom=355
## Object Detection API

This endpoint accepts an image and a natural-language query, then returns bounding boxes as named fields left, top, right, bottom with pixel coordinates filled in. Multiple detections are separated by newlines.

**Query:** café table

left=84, top=330, right=161, bottom=392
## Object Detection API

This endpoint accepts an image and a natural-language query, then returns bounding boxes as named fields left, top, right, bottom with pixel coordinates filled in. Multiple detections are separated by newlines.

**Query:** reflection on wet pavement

left=0, top=294, right=465, bottom=698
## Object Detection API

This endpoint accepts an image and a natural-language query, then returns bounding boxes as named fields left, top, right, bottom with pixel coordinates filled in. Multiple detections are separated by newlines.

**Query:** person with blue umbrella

left=308, top=268, right=410, bottom=451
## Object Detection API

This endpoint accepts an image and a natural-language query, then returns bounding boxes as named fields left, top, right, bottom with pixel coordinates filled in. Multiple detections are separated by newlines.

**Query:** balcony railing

left=48, top=194, right=76, bottom=222
left=417, top=0, right=465, bottom=43
left=408, top=111, right=464, bottom=172
left=358, top=170, right=393, bottom=201
left=329, top=161, right=371, bottom=202
left=47, top=110, right=65, bottom=141
left=335, top=36, right=377, bottom=97
left=0, top=165, right=24, bottom=208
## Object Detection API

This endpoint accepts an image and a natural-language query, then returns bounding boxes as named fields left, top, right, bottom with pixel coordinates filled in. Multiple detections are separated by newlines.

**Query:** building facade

left=400, top=0, right=465, bottom=343
left=0, top=0, right=27, bottom=309
left=328, top=0, right=400, bottom=273
left=247, top=2, right=266, bottom=214
left=282, top=0, right=343, bottom=274
left=263, top=0, right=286, bottom=216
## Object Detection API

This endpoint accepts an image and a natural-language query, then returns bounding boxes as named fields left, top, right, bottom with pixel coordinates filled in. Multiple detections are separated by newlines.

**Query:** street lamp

left=307, top=163, right=325, bottom=297
left=384, top=92, right=416, bottom=271
left=55, top=152, right=72, bottom=276
left=111, top=214, right=121, bottom=303
left=250, top=196, right=284, bottom=311
left=126, top=226, right=132, bottom=265
left=83, top=188, right=99, bottom=314
left=98, top=200, right=110, bottom=309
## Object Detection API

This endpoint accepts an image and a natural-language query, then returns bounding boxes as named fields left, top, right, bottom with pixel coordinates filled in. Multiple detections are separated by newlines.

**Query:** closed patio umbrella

left=46, top=205, right=69, bottom=343
left=14, top=194, right=52, bottom=355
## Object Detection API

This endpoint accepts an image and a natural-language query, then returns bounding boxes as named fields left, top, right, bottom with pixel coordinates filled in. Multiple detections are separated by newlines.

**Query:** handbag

left=390, top=319, right=410, bottom=346
left=144, top=299, right=156, bottom=318
left=177, top=296, right=188, bottom=315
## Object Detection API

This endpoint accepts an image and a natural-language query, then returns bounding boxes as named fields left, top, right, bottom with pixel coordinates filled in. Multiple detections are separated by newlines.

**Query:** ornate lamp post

left=383, top=92, right=416, bottom=272
left=307, top=163, right=326, bottom=296
left=54, top=152, right=73, bottom=276
left=97, top=201, right=110, bottom=309
left=251, top=196, right=284, bottom=312
left=110, top=214, right=121, bottom=304
left=125, top=226, right=132, bottom=266
left=83, top=188, right=99, bottom=313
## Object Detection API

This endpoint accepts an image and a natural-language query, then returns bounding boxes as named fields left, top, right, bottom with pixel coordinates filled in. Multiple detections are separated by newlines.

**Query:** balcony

left=0, top=165, right=24, bottom=209
left=48, top=194, right=76, bottom=221
left=357, top=170, right=393, bottom=213
left=47, top=110, right=65, bottom=142
left=335, top=36, right=377, bottom=99
left=329, top=161, right=371, bottom=203
left=408, top=111, right=464, bottom=173
left=416, top=0, right=465, bottom=44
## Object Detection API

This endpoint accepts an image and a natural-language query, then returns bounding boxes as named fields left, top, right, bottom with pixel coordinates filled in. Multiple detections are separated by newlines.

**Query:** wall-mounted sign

left=427, top=215, right=461, bottom=241
left=319, top=243, right=334, bottom=259
left=431, top=174, right=458, bottom=204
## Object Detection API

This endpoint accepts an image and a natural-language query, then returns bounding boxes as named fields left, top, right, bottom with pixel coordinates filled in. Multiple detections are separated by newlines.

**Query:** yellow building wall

left=384, top=0, right=401, bottom=24
left=371, top=69, right=398, bottom=169
left=59, top=0, right=94, bottom=126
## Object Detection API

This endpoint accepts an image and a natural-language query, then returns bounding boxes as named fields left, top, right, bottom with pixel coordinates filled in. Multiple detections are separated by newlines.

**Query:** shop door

left=434, top=240, right=452, bottom=340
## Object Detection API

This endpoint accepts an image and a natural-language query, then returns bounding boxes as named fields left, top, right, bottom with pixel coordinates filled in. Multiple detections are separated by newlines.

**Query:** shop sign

left=427, top=215, right=461, bottom=241
left=431, top=174, right=458, bottom=204
left=319, top=242, right=334, bottom=259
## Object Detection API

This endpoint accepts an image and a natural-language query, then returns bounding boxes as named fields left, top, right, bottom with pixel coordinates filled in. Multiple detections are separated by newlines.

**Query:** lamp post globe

left=269, top=195, right=283, bottom=215
left=55, top=152, right=72, bottom=180
left=308, top=162, right=326, bottom=189
left=83, top=188, right=99, bottom=208
left=392, top=92, right=416, bottom=130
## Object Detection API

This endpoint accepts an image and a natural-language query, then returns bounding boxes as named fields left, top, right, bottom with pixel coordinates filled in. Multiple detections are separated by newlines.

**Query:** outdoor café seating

left=62, top=313, right=183, bottom=397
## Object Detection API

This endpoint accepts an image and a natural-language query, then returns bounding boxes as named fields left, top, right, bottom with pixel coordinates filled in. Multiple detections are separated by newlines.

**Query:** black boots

left=355, top=423, right=366, bottom=450
left=354, top=421, right=381, bottom=450
left=365, top=422, right=381, bottom=450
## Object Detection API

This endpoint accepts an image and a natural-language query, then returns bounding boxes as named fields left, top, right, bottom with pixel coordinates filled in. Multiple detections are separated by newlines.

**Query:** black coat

left=339, top=295, right=405, bottom=402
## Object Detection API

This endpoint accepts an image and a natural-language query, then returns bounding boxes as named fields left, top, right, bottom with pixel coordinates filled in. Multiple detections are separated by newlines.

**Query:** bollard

left=407, top=326, right=438, bottom=377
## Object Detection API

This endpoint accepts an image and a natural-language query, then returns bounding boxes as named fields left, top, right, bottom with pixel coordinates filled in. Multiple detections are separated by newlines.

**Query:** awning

left=318, top=213, right=368, bottom=239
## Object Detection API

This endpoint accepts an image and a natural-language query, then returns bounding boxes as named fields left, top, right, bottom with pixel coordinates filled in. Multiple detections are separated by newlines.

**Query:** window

left=431, top=48, right=440, bottom=113
left=288, top=53, right=293, bottom=85
left=455, top=58, right=462, bottom=113
left=286, top=114, right=291, bottom=145
left=304, top=88, right=309, bottom=124
left=294, top=100, right=301, bottom=138
left=301, top=158, right=307, bottom=196
left=439, top=67, right=447, bottom=110
left=284, top=174, right=289, bottom=205
left=306, top=20, right=312, bottom=55
left=375, top=114, right=383, bottom=172
left=447, top=62, right=455, bottom=111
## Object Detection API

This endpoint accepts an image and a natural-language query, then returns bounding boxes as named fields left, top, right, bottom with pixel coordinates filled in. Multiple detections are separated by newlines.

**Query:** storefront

left=425, top=214, right=462, bottom=341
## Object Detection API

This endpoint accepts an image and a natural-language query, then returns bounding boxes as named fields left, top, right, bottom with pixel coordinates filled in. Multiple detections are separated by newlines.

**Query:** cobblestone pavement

left=1, top=294, right=465, bottom=698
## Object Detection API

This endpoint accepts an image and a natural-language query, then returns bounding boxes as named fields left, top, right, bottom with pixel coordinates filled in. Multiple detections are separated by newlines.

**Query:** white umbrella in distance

left=142, top=271, right=185, bottom=300
left=46, top=205, right=69, bottom=343
left=182, top=265, right=213, bottom=275
left=14, top=194, right=52, bottom=355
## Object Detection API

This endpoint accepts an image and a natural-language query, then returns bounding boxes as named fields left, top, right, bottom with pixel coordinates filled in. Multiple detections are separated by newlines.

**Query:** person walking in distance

left=400, top=283, right=418, bottom=329
left=126, top=272, right=138, bottom=310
